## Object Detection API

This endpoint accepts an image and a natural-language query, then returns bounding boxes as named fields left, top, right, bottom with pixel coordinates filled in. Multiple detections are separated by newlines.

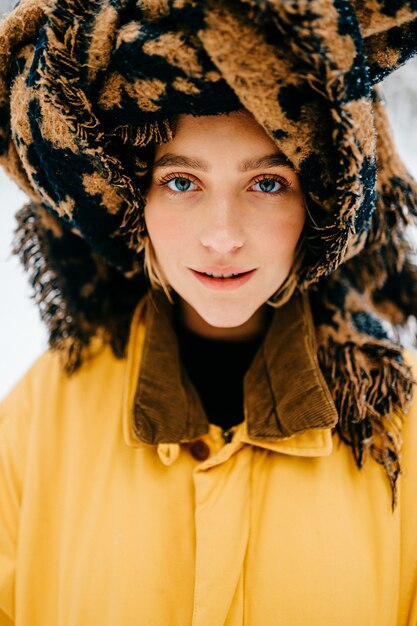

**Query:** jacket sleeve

left=398, top=348, right=417, bottom=626
left=0, top=371, right=32, bottom=626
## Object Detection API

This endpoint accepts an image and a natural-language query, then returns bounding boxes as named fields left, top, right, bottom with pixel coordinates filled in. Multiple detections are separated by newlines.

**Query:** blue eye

left=166, top=177, right=197, bottom=192
left=253, top=178, right=283, bottom=193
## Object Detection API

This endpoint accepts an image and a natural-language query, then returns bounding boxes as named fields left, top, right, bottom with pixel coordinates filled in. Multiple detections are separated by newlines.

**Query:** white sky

left=0, top=7, right=417, bottom=398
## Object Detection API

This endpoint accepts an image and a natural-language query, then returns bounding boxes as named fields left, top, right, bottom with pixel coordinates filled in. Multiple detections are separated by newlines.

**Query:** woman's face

left=144, top=111, right=306, bottom=338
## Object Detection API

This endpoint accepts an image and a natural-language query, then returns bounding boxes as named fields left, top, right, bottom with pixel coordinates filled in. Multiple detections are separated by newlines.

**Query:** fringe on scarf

left=12, top=202, right=146, bottom=373
left=13, top=203, right=88, bottom=373
left=316, top=332, right=416, bottom=510
left=113, top=119, right=173, bottom=148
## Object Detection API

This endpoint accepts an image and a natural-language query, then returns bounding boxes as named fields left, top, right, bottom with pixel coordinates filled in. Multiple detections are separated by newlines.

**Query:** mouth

left=189, top=268, right=257, bottom=290
left=199, top=270, right=251, bottom=278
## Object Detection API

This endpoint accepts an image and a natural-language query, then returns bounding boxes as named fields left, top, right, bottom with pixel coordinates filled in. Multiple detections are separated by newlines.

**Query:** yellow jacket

left=1, top=292, right=417, bottom=625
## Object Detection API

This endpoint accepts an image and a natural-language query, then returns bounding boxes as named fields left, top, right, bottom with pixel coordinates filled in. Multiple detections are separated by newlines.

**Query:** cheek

left=144, top=201, right=189, bottom=263
left=144, top=198, right=166, bottom=241
left=256, top=209, right=305, bottom=261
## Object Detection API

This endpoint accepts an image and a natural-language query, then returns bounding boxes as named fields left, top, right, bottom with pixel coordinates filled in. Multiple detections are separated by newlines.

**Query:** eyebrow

left=152, top=151, right=292, bottom=172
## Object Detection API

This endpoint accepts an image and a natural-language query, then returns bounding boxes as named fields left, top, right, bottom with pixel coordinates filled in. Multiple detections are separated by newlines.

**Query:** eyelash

left=156, top=172, right=291, bottom=196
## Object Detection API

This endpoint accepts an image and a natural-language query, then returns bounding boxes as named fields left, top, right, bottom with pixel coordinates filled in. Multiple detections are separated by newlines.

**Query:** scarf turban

left=1, top=0, right=417, bottom=504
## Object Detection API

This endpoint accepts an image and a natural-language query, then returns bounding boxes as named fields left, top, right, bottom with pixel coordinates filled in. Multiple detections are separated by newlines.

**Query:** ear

left=353, top=0, right=417, bottom=83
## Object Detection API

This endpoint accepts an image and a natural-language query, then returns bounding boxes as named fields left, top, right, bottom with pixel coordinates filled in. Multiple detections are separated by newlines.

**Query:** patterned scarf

left=1, top=0, right=417, bottom=505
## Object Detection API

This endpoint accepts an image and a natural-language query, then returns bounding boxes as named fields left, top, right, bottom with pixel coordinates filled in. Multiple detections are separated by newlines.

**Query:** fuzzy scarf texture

left=1, top=0, right=417, bottom=505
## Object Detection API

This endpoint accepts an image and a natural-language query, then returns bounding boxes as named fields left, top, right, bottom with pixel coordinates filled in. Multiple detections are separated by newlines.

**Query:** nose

left=198, top=197, right=245, bottom=255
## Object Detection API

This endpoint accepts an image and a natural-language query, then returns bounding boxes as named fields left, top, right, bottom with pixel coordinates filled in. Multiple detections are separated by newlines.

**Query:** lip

left=193, top=266, right=255, bottom=275
left=189, top=268, right=257, bottom=291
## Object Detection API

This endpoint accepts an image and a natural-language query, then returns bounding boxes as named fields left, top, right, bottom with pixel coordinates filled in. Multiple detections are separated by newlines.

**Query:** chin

left=194, top=301, right=258, bottom=330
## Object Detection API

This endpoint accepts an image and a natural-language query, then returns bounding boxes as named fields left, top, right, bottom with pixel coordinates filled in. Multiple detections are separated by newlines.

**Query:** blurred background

left=1, top=0, right=417, bottom=398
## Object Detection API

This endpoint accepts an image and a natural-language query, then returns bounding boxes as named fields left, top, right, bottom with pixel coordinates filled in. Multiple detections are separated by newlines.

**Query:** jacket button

left=190, top=439, right=210, bottom=461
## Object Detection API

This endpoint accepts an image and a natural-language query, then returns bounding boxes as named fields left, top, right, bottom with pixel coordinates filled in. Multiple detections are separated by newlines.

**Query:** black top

left=174, top=322, right=263, bottom=431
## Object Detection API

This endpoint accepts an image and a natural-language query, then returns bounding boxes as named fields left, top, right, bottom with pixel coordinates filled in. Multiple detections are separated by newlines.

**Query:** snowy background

left=1, top=0, right=417, bottom=398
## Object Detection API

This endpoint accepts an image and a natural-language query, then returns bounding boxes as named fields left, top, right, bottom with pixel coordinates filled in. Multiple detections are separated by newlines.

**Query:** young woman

left=1, top=1, right=417, bottom=625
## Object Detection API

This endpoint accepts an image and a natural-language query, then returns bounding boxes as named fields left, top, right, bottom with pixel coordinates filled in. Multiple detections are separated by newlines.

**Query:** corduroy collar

left=126, top=291, right=338, bottom=445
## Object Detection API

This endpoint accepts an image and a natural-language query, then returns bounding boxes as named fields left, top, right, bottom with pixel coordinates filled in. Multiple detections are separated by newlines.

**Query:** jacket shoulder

left=0, top=296, right=149, bottom=437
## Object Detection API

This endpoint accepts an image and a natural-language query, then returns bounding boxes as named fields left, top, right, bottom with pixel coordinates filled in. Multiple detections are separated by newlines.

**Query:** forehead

left=153, top=112, right=291, bottom=169
left=169, top=110, right=272, bottom=139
